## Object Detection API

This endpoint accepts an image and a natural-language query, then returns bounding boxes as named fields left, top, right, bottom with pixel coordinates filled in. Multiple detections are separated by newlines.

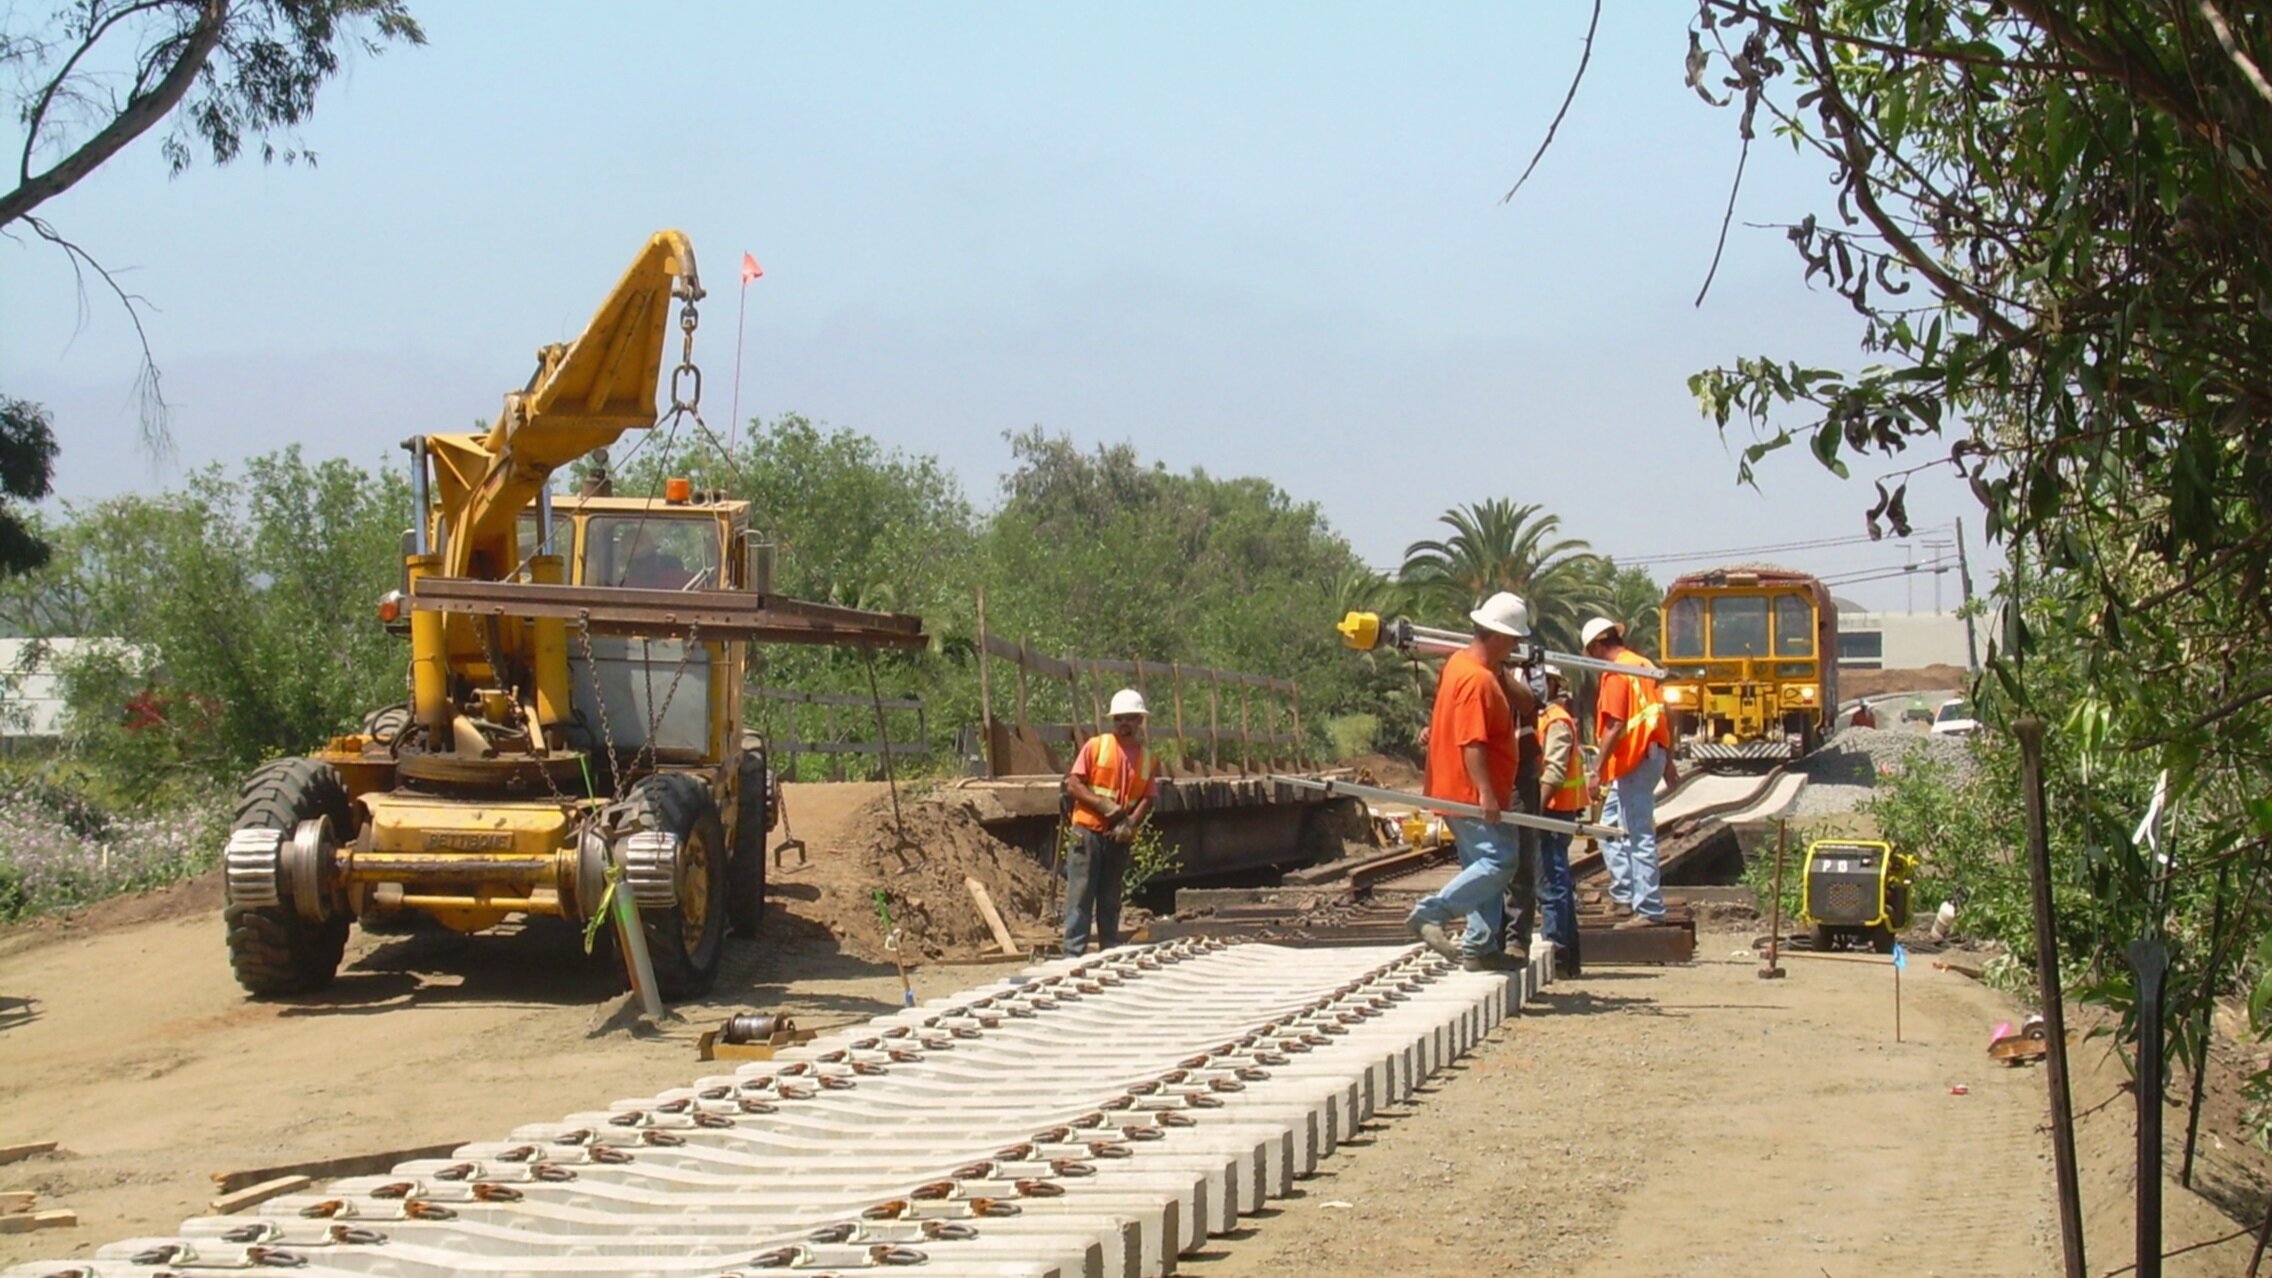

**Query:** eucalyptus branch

left=1502, top=0, right=1599, bottom=205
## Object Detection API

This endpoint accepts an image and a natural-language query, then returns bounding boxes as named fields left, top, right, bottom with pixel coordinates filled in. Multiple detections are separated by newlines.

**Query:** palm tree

left=1570, top=559, right=1665, bottom=659
left=1398, top=499, right=1602, bottom=652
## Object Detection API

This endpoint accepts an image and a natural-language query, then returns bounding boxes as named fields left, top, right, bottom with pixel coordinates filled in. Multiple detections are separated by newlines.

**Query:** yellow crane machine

left=220, top=232, right=925, bottom=1001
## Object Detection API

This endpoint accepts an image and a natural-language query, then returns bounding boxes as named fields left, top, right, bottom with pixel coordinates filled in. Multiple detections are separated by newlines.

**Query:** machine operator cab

left=512, top=490, right=750, bottom=765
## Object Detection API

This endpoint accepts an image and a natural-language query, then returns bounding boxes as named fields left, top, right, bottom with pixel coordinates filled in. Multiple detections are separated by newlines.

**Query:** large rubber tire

left=360, top=703, right=412, bottom=747
left=620, top=773, right=729, bottom=1000
left=726, top=751, right=771, bottom=939
left=225, top=758, right=353, bottom=997
left=1809, top=923, right=1838, bottom=953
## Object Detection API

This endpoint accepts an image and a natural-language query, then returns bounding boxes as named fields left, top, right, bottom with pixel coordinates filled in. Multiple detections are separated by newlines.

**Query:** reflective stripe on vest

left=1601, top=650, right=1669, bottom=782
left=1073, top=732, right=1151, bottom=831
left=1538, top=703, right=1587, bottom=812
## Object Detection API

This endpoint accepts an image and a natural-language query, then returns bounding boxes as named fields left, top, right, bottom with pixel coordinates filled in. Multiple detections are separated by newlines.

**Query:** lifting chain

left=574, top=614, right=703, bottom=802
left=665, top=294, right=702, bottom=420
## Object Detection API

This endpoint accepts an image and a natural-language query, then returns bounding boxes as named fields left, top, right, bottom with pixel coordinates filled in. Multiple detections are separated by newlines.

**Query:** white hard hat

left=1543, top=663, right=1567, bottom=682
left=1108, top=688, right=1149, bottom=718
left=1581, top=616, right=1623, bottom=648
left=1468, top=591, right=1532, bottom=638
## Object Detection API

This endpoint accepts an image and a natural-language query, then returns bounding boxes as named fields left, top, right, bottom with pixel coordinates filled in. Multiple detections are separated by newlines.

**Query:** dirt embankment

left=1844, top=664, right=1973, bottom=700
left=786, top=792, right=1056, bottom=961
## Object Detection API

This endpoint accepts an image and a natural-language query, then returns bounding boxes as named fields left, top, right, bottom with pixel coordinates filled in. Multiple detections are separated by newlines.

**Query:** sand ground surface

left=3, top=781, right=2264, bottom=1275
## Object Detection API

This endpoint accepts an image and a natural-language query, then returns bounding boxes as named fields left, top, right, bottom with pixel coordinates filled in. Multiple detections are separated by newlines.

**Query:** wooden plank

left=0, top=1142, right=55, bottom=1167
left=210, top=1175, right=312, bottom=1215
left=0, top=1210, right=75, bottom=1235
left=0, top=1192, right=34, bottom=1214
left=212, top=1143, right=462, bottom=1195
left=964, top=877, right=1021, bottom=956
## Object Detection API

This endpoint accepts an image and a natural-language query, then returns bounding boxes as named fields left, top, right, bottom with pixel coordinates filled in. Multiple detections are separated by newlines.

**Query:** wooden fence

left=973, top=601, right=1304, bottom=779
left=748, top=684, right=927, bottom=780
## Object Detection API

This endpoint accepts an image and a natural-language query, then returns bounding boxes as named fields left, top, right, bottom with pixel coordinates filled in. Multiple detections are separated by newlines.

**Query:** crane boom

left=424, top=230, right=703, bottom=579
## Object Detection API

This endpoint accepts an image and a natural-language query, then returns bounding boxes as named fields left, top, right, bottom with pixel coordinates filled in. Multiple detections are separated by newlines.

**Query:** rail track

left=1147, top=762, right=1811, bottom=963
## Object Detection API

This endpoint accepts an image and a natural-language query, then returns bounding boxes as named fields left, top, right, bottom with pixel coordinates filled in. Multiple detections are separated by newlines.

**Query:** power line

left=1606, top=522, right=1956, bottom=568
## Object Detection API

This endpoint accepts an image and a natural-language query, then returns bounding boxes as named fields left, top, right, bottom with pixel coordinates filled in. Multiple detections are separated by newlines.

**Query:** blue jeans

left=1600, top=745, right=1667, bottom=920
left=1535, top=828, right=1578, bottom=957
left=1063, top=828, right=1128, bottom=956
left=1409, top=817, right=1522, bottom=958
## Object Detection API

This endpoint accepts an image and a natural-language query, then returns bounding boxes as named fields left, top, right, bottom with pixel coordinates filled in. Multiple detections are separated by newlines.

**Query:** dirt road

left=1177, top=935, right=2256, bottom=1278
left=3, top=856, right=2261, bottom=1275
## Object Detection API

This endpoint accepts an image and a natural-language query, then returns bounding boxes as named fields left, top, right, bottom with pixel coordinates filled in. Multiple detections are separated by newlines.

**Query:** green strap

left=583, top=864, right=622, bottom=954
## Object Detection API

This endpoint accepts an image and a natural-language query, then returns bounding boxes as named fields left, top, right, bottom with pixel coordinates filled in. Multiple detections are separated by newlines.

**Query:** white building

left=1834, top=603, right=1977, bottom=671
left=0, top=638, right=144, bottom=739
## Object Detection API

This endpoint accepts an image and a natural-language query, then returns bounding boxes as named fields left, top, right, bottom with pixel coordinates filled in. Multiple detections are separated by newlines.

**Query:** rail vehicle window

left=1709, top=596, right=1770, bottom=657
left=1774, top=594, right=1815, bottom=656
left=586, top=515, right=722, bottom=591
left=1666, top=597, right=1705, bottom=659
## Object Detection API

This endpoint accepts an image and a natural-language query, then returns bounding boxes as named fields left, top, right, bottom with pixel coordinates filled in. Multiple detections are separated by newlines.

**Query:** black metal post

left=2016, top=715, right=2087, bottom=1278
left=2129, top=936, right=2168, bottom=1278
left=2181, top=863, right=2231, bottom=1190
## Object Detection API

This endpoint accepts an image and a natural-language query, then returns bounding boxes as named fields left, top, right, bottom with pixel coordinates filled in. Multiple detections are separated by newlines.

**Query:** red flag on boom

left=741, top=252, right=764, bottom=285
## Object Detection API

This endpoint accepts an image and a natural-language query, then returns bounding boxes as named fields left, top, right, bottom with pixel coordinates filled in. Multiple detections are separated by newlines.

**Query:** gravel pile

left=1776, top=726, right=1977, bottom=819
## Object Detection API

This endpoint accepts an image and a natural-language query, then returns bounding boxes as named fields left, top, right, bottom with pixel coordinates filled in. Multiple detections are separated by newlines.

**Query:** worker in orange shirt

left=1535, top=665, right=1584, bottom=976
left=1404, top=592, right=1531, bottom=973
left=1062, top=688, right=1158, bottom=956
left=1584, top=616, right=1680, bottom=927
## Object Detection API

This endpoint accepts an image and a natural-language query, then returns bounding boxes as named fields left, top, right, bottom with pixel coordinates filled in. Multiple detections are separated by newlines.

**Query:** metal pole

left=1759, top=820, right=1788, bottom=980
left=2130, top=935, right=2169, bottom=1278
left=975, top=588, right=994, bottom=777
left=1954, top=517, right=1981, bottom=672
left=2181, top=864, right=2232, bottom=1189
left=1267, top=774, right=1626, bottom=841
left=405, top=437, right=431, bottom=556
left=2017, top=714, right=2088, bottom=1278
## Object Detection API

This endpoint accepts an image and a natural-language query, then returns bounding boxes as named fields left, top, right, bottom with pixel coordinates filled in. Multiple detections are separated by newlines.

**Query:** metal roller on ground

left=5, top=937, right=1549, bottom=1278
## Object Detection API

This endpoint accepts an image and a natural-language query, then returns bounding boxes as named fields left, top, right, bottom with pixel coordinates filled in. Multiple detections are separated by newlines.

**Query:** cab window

left=514, top=511, right=574, bottom=572
left=1709, top=597, right=1769, bottom=657
left=586, top=515, right=722, bottom=590
left=1774, top=594, right=1814, bottom=657
left=1666, top=596, right=1706, bottom=660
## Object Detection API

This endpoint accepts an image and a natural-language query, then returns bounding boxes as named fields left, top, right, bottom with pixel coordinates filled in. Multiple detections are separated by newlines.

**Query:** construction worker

left=1535, top=665, right=1584, bottom=976
left=1403, top=591, right=1531, bottom=973
left=1062, top=688, right=1158, bottom=957
left=1584, top=616, right=1680, bottom=928
left=1850, top=699, right=1878, bottom=729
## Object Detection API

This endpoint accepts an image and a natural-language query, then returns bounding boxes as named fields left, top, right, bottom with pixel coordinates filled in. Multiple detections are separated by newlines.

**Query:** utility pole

left=1954, top=517, right=1980, bottom=672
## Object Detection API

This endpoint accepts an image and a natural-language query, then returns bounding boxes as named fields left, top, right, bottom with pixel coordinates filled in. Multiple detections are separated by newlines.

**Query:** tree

left=0, top=399, right=58, bottom=580
left=1655, top=0, right=2272, bottom=1175
left=1397, top=499, right=1602, bottom=651
left=25, top=448, right=410, bottom=780
left=2, top=1, right=424, bottom=228
left=1, top=1, right=423, bottom=571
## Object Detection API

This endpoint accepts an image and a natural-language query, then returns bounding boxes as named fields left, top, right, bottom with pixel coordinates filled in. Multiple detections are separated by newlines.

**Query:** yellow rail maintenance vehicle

left=1658, top=565, right=1838, bottom=768
left=219, top=232, right=925, bottom=1002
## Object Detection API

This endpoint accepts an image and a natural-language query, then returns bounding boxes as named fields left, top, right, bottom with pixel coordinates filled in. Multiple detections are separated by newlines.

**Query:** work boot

left=1406, top=913, right=1462, bottom=963
left=1462, top=951, right=1527, bottom=974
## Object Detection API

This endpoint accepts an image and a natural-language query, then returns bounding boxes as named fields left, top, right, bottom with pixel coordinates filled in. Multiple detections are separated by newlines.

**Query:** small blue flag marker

left=1891, top=941, right=1907, bottom=1042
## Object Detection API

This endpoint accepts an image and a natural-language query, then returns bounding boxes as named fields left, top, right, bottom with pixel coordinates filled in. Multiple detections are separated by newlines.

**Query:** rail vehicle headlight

left=1798, top=686, right=1817, bottom=700
left=1663, top=687, right=1686, bottom=704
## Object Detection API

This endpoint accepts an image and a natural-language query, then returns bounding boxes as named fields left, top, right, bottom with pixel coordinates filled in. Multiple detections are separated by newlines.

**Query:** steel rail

left=1266, top=774, right=1626, bottom=840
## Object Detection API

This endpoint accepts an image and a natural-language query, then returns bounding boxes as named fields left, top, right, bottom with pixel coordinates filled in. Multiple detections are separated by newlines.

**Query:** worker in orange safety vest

left=1062, top=688, right=1159, bottom=956
left=1534, top=665, right=1585, bottom=976
left=1585, top=616, right=1681, bottom=928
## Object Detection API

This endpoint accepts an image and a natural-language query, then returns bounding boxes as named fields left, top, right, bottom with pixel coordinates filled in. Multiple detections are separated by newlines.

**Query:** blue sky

left=0, top=2, right=1990, bottom=612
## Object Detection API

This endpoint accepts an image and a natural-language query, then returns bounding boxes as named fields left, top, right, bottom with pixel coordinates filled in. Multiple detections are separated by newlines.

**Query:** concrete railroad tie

left=9, top=936, right=1551, bottom=1278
